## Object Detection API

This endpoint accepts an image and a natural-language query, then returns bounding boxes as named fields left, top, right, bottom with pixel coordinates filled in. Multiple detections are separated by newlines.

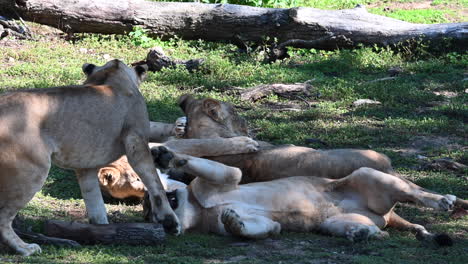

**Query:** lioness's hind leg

left=0, top=166, right=49, bottom=256
left=345, top=168, right=456, bottom=214
left=221, top=208, right=281, bottom=239
left=387, top=211, right=453, bottom=246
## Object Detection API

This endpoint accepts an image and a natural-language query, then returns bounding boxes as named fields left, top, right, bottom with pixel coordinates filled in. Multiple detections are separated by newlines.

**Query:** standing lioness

left=0, top=60, right=180, bottom=256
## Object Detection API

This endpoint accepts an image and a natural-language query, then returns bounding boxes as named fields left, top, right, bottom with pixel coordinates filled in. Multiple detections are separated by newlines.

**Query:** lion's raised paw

left=173, top=116, right=187, bottom=138
left=221, top=208, right=245, bottom=235
left=232, top=136, right=259, bottom=153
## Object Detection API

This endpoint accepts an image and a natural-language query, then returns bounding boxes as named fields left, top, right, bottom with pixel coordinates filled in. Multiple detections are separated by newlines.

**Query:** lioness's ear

left=202, top=98, right=223, bottom=122
left=82, top=63, right=96, bottom=76
left=134, top=64, right=148, bottom=81
left=178, top=94, right=195, bottom=113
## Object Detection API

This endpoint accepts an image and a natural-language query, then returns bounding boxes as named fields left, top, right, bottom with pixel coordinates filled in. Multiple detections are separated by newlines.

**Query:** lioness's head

left=82, top=59, right=148, bottom=91
left=178, top=94, right=249, bottom=138
left=98, top=156, right=146, bottom=199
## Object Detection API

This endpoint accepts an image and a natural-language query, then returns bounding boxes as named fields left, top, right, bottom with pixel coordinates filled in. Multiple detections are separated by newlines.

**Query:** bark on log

left=240, top=83, right=313, bottom=102
left=132, top=46, right=205, bottom=72
left=4, top=0, right=466, bottom=52
left=44, top=220, right=165, bottom=245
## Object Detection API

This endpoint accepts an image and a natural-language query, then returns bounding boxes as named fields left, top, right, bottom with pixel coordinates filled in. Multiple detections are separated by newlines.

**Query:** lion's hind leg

left=387, top=211, right=453, bottom=246
left=319, top=213, right=389, bottom=242
left=221, top=208, right=281, bottom=239
left=0, top=173, right=47, bottom=256
left=0, top=224, right=41, bottom=256
left=0, top=148, right=51, bottom=256
left=343, top=167, right=456, bottom=214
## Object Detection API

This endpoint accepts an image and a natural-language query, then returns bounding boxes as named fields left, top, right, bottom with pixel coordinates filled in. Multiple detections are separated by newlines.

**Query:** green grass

left=369, top=8, right=453, bottom=23
left=1, top=0, right=467, bottom=263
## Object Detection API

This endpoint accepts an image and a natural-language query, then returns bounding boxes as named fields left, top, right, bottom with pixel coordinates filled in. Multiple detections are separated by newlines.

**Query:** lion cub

left=0, top=60, right=179, bottom=256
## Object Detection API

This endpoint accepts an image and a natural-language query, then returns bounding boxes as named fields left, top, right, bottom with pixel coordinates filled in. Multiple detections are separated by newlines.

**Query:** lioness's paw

left=346, top=225, right=370, bottom=242
left=16, top=243, right=42, bottom=256
left=438, top=195, right=456, bottom=211
left=422, top=194, right=456, bottom=211
left=221, top=208, right=245, bottom=236
left=173, top=116, right=187, bottom=138
left=151, top=146, right=174, bottom=169
left=233, top=136, right=259, bottom=153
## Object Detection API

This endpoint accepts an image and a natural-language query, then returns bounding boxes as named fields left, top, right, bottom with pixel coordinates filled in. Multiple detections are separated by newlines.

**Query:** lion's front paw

left=232, top=136, right=259, bottom=153
left=173, top=116, right=187, bottom=138
left=16, top=243, right=42, bottom=256
left=221, top=208, right=245, bottom=236
left=151, top=146, right=174, bottom=169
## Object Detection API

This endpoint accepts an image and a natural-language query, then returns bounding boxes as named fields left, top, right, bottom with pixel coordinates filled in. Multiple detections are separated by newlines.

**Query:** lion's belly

left=196, top=177, right=342, bottom=233
left=51, top=141, right=125, bottom=169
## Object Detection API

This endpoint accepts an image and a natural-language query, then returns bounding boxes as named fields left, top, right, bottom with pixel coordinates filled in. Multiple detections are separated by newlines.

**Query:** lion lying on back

left=144, top=148, right=457, bottom=245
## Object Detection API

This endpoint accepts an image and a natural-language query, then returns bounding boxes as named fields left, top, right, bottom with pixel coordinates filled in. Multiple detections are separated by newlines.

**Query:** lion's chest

left=51, top=141, right=125, bottom=169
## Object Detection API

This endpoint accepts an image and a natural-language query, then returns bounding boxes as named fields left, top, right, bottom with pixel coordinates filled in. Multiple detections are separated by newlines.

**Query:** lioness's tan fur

left=0, top=60, right=180, bottom=256
left=155, top=152, right=457, bottom=243
left=178, top=94, right=394, bottom=182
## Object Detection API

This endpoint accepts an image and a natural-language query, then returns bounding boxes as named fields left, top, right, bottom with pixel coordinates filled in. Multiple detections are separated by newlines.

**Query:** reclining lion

left=177, top=94, right=394, bottom=182
left=148, top=148, right=457, bottom=244
left=0, top=60, right=180, bottom=256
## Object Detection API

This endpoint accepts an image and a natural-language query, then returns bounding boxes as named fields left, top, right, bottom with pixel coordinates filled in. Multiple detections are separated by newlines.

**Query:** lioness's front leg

left=163, top=151, right=242, bottom=185
left=221, top=208, right=281, bottom=239
left=75, top=168, right=109, bottom=224
left=123, top=132, right=181, bottom=235
left=151, top=136, right=259, bottom=158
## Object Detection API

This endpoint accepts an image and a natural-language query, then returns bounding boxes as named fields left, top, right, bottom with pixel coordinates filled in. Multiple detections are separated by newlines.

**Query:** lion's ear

left=82, top=63, right=96, bottom=76
left=202, top=98, right=223, bottom=122
left=178, top=94, right=195, bottom=113
left=134, top=64, right=148, bottom=81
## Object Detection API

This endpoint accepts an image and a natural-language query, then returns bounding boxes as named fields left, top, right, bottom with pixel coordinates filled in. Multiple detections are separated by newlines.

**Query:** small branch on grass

left=240, top=83, right=314, bottom=102
left=421, top=158, right=467, bottom=172
left=265, top=33, right=353, bottom=63
left=0, top=15, right=33, bottom=40
left=363, top=77, right=397, bottom=84
left=131, top=46, right=204, bottom=72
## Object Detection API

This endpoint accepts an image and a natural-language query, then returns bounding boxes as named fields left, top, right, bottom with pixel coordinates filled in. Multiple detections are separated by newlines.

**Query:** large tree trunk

left=2, top=0, right=467, bottom=51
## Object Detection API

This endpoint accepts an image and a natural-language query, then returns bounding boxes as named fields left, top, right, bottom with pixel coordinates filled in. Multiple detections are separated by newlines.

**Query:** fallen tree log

left=44, top=220, right=165, bottom=245
left=3, top=0, right=466, bottom=55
